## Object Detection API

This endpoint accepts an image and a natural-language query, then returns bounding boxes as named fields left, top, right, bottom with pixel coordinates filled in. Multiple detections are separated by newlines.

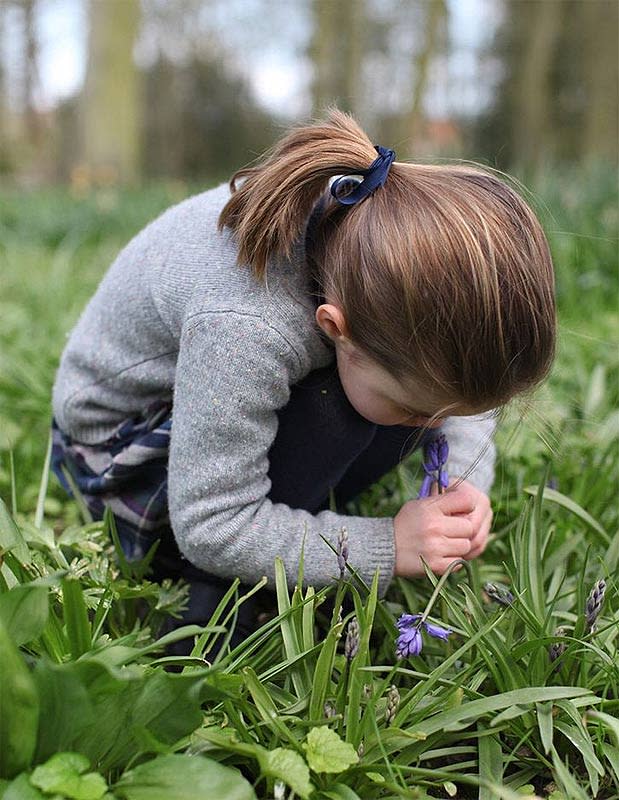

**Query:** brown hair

left=219, top=110, right=556, bottom=410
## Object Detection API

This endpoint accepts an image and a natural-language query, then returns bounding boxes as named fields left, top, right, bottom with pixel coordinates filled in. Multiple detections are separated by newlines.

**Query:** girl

left=51, top=111, right=555, bottom=641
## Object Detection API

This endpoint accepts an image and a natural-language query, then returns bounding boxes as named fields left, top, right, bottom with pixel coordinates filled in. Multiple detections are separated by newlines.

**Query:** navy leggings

left=157, top=364, right=424, bottom=654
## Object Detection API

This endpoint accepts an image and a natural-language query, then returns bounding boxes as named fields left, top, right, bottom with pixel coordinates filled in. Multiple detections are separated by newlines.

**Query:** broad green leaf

left=114, top=754, right=257, bottom=800
left=260, top=748, right=313, bottom=799
left=2, top=773, right=46, bottom=800
left=0, top=585, right=48, bottom=646
left=321, top=784, right=363, bottom=800
left=588, top=709, right=619, bottom=745
left=61, top=577, right=91, bottom=659
left=489, top=704, right=530, bottom=727
left=478, top=726, right=503, bottom=799
left=536, top=702, right=554, bottom=755
left=30, top=752, right=107, bottom=800
left=32, top=659, right=99, bottom=763
left=0, top=617, right=39, bottom=779
left=131, top=671, right=204, bottom=745
left=601, top=744, right=619, bottom=782
left=523, top=486, right=610, bottom=544
left=554, top=721, right=603, bottom=793
left=412, top=687, right=595, bottom=738
left=302, top=727, right=359, bottom=774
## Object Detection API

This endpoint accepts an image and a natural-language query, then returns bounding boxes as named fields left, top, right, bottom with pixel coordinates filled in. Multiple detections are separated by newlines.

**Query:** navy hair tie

left=330, top=145, right=396, bottom=206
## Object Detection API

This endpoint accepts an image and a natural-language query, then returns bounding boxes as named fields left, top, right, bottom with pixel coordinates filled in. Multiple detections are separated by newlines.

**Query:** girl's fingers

left=442, top=537, right=473, bottom=557
left=466, top=509, right=493, bottom=558
left=437, top=486, right=477, bottom=515
left=440, top=515, right=475, bottom=539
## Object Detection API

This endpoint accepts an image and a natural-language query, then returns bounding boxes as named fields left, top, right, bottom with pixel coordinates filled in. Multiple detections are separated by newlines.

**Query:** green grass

left=0, top=167, right=617, bottom=799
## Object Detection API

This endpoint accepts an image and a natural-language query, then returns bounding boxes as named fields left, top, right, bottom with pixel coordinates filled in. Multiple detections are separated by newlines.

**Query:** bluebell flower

left=395, top=613, right=452, bottom=658
left=418, top=434, right=449, bottom=498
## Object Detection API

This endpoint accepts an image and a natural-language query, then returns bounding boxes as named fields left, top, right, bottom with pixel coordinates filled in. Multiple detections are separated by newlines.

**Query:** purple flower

left=423, top=620, right=452, bottom=640
left=395, top=623, right=423, bottom=658
left=395, top=613, right=452, bottom=658
left=418, top=434, right=449, bottom=498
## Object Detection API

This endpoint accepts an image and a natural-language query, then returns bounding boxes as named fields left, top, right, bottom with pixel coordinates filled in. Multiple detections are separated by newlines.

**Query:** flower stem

left=419, top=558, right=473, bottom=625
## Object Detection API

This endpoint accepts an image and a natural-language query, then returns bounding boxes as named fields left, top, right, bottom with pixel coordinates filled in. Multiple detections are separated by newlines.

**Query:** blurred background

left=0, top=0, right=617, bottom=186
left=0, top=0, right=618, bottom=517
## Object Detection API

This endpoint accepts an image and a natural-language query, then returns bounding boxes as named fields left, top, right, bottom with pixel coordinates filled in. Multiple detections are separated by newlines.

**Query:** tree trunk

left=80, top=0, right=141, bottom=184
left=512, top=0, right=561, bottom=171
left=582, top=0, right=619, bottom=164
left=310, top=0, right=364, bottom=117
left=402, top=0, right=448, bottom=155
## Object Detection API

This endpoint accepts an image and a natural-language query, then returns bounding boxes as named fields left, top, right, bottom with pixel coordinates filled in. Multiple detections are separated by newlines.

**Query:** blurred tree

left=310, top=0, right=364, bottom=116
left=581, top=0, right=618, bottom=164
left=20, top=0, right=40, bottom=148
left=473, top=0, right=618, bottom=171
left=143, top=54, right=276, bottom=181
left=80, top=0, right=141, bottom=184
left=0, top=3, right=7, bottom=174
left=512, top=0, right=561, bottom=169
left=400, top=0, right=448, bottom=156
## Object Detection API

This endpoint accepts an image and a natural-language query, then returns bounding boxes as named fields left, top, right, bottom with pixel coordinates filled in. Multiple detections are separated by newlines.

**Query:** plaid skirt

left=52, top=402, right=173, bottom=560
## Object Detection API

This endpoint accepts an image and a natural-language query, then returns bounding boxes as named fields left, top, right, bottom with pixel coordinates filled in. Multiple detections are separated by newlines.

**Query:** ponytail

left=218, top=110, right=556, bottom=411
left=218, top=110, right=378, bottom=278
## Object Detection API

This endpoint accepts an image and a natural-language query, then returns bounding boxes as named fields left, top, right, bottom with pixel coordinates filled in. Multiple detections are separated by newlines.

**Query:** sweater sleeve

left=439, top=413, right=497, bottom=494
left=168, top=311, right=395, bottom=595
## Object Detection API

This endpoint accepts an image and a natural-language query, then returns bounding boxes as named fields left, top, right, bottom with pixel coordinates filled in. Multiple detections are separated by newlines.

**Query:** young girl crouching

left=51, top=111, right=556, bottom=647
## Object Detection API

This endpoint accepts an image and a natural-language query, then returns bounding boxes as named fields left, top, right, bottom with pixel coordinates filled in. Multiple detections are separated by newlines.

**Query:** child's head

left=219, top=110, right=556, bottom=416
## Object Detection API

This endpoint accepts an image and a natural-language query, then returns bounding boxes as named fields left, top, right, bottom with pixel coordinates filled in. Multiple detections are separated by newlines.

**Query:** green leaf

left=554, top=721, right=603, bottom=793
left=321, top=785, right=363, bottom=800
left=130, top=671, right=204, bottom=745
left=412, top=687, right=595, bottom=738
left=30, top=752, right=107, bottom=800
left=242, top=667, right=296, bottom=746
left=114, top=754, right=257, bottom=800
left=0, top=498, right=30, bottom=565
left=601, top=743, right=619, bottom=782
left=61, top=577, right=92, bottom=659
left=536, top=702, right=554, bottom=755
left=587, top=709, right=619, bottom=745
left=523, top=486, right=610, bottom=544
left=302, top=727, right=359, bottom=774
left=33, top=660, right=95, bottom=762
left=0, top=617, right=39, bottom=779
left=550, top=747, right=590, bottom=800
left=309, top=618, right=344, bottom=720
left=260, top=748, right=313, bottom=799
left=2, top=773, right=46, bottom=800
left=0, top=585, right=48, bottom=646
left=274, top=556, right=310, bottom=698
left=477, top=726, right=503, bottom=799
left=345, top=572, right=379, bottom=747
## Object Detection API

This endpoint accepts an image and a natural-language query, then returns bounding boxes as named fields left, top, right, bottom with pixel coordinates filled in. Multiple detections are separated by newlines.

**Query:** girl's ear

left=315, top=303, right=351, bottom=342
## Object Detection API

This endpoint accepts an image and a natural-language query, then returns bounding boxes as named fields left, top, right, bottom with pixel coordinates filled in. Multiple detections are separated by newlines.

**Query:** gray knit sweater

left=52, top=183, right=496, bottom=595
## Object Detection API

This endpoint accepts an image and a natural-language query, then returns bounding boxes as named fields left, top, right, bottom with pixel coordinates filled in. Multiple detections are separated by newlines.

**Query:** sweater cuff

left=343, top=515, right=396, bottom=598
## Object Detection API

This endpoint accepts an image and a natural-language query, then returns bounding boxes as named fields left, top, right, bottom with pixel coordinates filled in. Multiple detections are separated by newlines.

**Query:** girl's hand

left=393, top=481, right=492, bottom=577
